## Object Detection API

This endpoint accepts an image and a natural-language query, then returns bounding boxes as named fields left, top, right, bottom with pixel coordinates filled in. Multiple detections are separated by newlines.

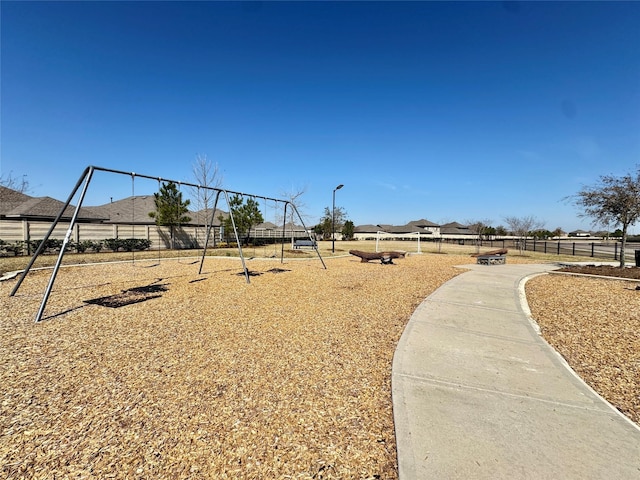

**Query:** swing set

left=10, top=165, right=326, bottom=322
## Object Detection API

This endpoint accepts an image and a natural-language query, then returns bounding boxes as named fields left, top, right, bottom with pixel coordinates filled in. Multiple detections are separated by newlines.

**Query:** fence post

left=557, top=241, right=560, bottom=255
left=544, top=241, right=547, bottom=254
left=614, top=242, right=618, bottom=260
left=572, top=242, right=575, bottom=256
left=591, top=242, right=594, bottom=257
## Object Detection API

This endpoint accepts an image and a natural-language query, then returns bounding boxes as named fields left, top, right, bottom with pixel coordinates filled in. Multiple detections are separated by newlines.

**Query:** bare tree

left=465, top=218, right=492, bottom=254
left=190, top=154, right=223, bottom=245
left=567, top=167, right=640, bottom=267
left=0, top=172, right=30, bottom=193
left=279, top=184, right=308, bottom=244
left=503, top=215, right=545, bottom=254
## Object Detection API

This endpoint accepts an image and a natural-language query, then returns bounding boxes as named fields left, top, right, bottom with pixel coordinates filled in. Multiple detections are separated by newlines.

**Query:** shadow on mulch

left=235, top=268, right=291, bottom=277
left=85, top=283, right=169, bottom=308
left=266, top=268, right=290, bottom=274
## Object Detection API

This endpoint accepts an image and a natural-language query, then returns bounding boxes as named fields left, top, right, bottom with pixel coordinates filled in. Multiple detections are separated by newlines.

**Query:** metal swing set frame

left=10, top=165, right=326, bottom=322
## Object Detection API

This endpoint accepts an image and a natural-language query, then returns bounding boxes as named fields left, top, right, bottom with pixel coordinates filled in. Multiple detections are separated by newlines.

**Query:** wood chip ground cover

left=1, top=254, right=468, bottom=479
left=3, top=253, right=638, bottom=479
left=526, top=274, right=640, bottom=425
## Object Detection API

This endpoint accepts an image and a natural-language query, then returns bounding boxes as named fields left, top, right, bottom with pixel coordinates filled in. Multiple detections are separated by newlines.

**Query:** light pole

left=332, top=184, right=344, bottom=253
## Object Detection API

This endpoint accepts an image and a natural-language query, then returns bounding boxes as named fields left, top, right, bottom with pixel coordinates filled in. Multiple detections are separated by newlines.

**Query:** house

left=0, top=186, right=307, bottom=248
left=406, top=219, right=440, bottom=235
left=84, top=196, right=229, bottom=228
left=440, top=222, right=472, bottom=237
left=568, top=230, right=591, bottom=237
left=1, top=186, right=105, bottom=223
left=353, top=219, right=475, bottom=240
left=1, top=186, right=106, bottom=243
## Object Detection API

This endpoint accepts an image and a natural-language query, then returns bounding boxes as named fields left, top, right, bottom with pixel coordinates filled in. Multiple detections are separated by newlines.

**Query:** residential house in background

left=0, top=186, right=307, bottom=249
left=353, top=219, right=475, bottom=241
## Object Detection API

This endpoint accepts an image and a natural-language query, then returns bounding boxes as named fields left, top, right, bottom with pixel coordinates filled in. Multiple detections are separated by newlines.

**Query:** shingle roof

left=87, top=196, right=229, bottom=226
left=441, top=221, right=467, bottom=228
left=440, top=222, right=471, bottom=235
left=386, top=225, right=424, bottom=234
left=87, top=196, right=160, bottom=224
left=190, top=208, right=228, bottom=227
left=407, top=218, right=439, bottom=227
left=1, top=187, right=104, bottom=221
left=355, top=223, right=433, bottom=234
left=0, top=186, right=32, bottom=214
left=256, top=221, right=279, bottom=229
left=8, top=196, right=76, bottom=218
left=354, top=224, right=382, bottom=233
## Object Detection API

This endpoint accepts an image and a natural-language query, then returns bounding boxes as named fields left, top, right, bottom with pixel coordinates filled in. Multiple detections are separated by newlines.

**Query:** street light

left=332, top=184, right=344, bottom=253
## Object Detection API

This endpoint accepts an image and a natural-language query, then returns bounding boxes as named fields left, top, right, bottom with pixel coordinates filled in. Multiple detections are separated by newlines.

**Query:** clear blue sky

left=2, top=1, right=639, bottom=232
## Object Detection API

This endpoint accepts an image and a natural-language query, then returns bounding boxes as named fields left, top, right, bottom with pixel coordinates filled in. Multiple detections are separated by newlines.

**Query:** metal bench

left=293, top=239, right=317, bottom=249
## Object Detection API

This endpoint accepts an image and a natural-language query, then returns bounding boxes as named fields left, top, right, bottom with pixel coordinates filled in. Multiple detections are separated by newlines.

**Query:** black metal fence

left=439, top=238, right=640, bottom=264
left=520, top=239, right=640, bottom=264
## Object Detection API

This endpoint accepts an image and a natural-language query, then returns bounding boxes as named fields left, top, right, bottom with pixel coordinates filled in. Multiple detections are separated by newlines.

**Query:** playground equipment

left=9, top=165, right=325, bottom=322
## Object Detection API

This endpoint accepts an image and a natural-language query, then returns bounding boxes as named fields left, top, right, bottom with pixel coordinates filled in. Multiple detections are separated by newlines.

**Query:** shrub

left=121, top=238, right=152, bottom=252
left=103, top=238, right=151, bottom=252
left=74, top=240, right=96, bottom=253
left=103, top=238, right=121, bottom=252
left=0, top=240, right=23, bottom=256
left=135, top=239, right=152, bottom=251
left=30, top=239, right=65, bottom=254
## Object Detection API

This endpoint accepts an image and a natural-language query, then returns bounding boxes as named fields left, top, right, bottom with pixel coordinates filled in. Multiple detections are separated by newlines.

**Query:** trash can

left=635, top=250, right=640, bottom=267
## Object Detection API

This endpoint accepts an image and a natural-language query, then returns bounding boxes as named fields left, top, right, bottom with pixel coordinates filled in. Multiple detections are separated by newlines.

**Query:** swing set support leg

left=222, top=191, right=251, bottom=283
left=11, top=166, right=95, bottom=298
left=199, top=190, right=222, bottom=275
left=24, top=167, right=95, bottom=322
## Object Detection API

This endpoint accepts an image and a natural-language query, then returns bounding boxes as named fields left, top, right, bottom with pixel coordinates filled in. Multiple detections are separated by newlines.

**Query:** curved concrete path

left=392, top=263, right=640, bottom=479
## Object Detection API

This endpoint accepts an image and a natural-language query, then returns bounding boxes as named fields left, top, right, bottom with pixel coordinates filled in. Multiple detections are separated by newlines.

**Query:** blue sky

left=2, top=1, right=639, bottom=232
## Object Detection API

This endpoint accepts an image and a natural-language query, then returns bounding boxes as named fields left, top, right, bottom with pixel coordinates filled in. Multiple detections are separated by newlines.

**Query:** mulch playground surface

left=1, top=255, right=638, bottom=478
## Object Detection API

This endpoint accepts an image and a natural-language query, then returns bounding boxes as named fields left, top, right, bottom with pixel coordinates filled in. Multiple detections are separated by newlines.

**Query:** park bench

left=293, top=239, right=317, bottom=249
left=349, top=250, right=406, bottom=264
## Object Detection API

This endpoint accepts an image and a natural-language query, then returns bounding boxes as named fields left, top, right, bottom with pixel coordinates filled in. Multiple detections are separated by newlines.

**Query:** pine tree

left=149, top=182, right=191, bottom=249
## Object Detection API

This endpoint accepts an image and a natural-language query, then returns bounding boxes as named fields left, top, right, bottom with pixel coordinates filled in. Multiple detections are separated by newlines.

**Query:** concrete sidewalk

left=392, top=263, right=640, bottom=479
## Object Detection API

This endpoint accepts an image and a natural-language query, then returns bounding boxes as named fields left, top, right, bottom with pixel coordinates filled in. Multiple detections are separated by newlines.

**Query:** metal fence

left=465, top=237, right=639, bottom=264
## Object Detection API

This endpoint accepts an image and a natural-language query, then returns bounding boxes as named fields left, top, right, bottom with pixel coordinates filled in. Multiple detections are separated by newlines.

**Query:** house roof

left=0, top=186, right=32, bottom=214
left=355, top=223, right=433, bottom=234
left=354, top=224, right=382, bottom=233
left=1, top=187, right=104, bottom=221
left=255, top=221, right=279, bottom=229
left=189, top=208, right=228, bottom=227
left=440, top=222, right=471, bottom=235
left=407, top=218, right=439, bottom=228
left=441, top=221, right=467, bottom=228
left=7, top=196, right=76, bottom=218
left=385, top=225, right=426, bottom=234
left=87, top=196, right=230, bottom=226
